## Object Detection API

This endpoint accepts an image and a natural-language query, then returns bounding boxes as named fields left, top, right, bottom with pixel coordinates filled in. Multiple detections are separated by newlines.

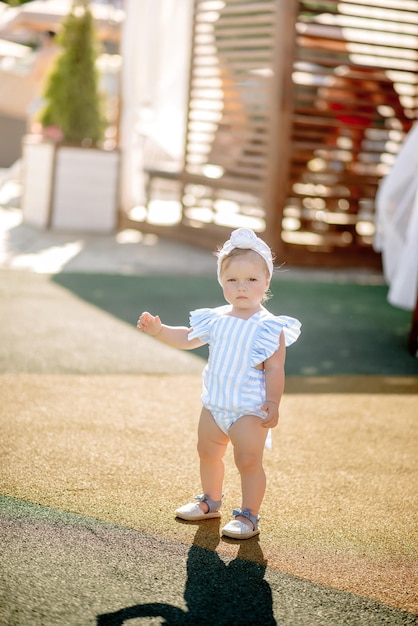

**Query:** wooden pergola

left=124, top=0, right=418, bottom=268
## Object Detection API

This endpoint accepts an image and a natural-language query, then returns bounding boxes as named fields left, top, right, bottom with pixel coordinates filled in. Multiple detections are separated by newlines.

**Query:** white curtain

left=119, top=0, right=193, bottom=211
left=374, top=123, right=418, bottom=310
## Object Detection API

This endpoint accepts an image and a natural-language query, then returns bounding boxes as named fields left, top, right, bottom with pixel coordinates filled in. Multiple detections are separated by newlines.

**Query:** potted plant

left=21, top=0, right=120, bottom=233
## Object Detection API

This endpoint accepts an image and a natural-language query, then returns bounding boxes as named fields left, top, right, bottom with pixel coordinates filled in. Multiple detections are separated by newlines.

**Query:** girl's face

left=220, top=251, right=270, bottom=316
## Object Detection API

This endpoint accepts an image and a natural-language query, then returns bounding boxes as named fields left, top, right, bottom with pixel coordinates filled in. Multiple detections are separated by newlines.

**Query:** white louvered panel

left=185, top=0, right=279, bottom=196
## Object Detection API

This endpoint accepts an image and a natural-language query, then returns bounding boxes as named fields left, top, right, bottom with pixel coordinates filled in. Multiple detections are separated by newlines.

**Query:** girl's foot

left=221, top=508, right=260, bottom=539
left=175, top=494, right=222, bottom=521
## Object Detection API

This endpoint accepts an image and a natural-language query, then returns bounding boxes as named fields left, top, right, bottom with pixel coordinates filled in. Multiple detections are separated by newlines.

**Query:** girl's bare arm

left=137, top=311, right=204, bottom=350
left=261, top=331, right=286, bottom=428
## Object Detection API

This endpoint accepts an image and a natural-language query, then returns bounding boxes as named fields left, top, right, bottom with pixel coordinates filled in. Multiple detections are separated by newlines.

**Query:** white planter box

left=20, top=139, right=55, bottom=229
left=21, top=137, right=120, bottom=233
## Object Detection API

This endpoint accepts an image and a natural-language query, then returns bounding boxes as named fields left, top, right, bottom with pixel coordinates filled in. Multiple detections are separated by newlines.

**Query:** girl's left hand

left=261, top=401, right=279, bottom=428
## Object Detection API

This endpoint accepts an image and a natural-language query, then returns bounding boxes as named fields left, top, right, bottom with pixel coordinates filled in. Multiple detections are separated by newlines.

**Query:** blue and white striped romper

left=188, top=306, right=301, bottom=446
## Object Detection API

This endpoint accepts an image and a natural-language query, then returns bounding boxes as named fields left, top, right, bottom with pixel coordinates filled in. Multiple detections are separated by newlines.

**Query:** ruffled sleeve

left=251, top=314, right=301, bottom=366
left=188, top=306, right=227, bottom=342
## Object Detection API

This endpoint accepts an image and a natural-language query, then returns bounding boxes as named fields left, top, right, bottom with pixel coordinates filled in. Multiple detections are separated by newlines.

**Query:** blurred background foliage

left=2, top=1, right=35, bottom=6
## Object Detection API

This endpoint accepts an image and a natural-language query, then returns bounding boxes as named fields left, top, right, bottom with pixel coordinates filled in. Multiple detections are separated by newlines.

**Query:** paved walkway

left=0, top=207, right=216, bottom=276
left=0, top=206, right=417, bottom=625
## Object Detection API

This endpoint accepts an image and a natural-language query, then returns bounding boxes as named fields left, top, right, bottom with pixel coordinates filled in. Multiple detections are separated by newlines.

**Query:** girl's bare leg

left=229, top=415, right=268, bottom=527
left=197, top=407, right=229, bottom=512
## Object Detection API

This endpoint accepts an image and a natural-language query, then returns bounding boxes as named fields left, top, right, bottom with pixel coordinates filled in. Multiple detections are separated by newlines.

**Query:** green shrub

left=40, top=0, right=105, bottom=145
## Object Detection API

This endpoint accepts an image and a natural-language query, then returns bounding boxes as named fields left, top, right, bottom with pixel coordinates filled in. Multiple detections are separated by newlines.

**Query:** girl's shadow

left=97, top=521, right=276, bottom=625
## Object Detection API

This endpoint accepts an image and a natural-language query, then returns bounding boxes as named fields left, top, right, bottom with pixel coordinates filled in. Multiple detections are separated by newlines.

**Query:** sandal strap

left=195, top=494, right=222, bottom=513
left=232, top=508, right=259, bottom=530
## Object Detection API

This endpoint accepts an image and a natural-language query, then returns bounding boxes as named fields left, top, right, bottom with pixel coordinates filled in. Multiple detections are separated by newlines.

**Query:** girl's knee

left=234, top=449, right=262, bottom=473
left=197, top=438, right=226, bottom=461
left=197, top=440, right=207, bottom=459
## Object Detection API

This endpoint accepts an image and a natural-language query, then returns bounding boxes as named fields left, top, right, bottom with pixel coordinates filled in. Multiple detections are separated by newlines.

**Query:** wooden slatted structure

left=281, top=0, right=418, bottom=266
left=127, top=0, right=418, bottom=267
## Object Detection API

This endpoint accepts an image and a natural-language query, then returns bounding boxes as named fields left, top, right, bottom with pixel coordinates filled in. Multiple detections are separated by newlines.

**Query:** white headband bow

left=217, top=228, right=274, bottom=284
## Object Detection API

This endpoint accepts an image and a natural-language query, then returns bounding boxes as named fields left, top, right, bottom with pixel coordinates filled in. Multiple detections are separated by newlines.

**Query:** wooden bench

left=143, top=166, right=263, bottom=210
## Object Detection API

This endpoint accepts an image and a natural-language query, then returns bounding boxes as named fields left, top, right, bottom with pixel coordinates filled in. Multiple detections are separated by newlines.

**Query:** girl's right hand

left=137, top=311, right=162, bottom=336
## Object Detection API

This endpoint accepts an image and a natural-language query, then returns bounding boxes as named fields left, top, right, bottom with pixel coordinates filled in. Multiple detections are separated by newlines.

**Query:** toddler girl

left=137, top=228, right=301, bottom=539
